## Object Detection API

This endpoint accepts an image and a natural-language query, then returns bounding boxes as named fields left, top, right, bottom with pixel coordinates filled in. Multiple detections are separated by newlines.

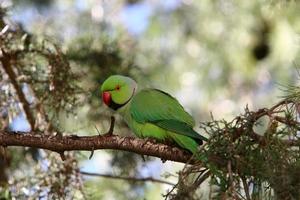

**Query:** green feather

left=130, top=89, right=195, bottom=126
left=154, top=120, right=207, bottom=142
left=168, top=133, right=199, bottom=154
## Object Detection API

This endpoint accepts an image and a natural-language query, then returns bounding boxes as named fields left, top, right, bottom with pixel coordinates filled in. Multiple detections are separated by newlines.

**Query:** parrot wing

left=130, top=89, right=206, bottom=141
left=155, top=120, right=206, bottom=142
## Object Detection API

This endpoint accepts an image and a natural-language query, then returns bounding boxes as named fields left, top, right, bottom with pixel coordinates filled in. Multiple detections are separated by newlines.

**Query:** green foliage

left=0, top=24, right=83, bottom=120
left=7, top=153, right=83, bottom=199
left=167, top=100, right=300, bottom=199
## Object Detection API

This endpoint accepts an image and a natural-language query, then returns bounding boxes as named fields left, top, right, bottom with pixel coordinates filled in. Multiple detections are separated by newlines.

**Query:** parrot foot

left=103, top=116, right=115, bottom=136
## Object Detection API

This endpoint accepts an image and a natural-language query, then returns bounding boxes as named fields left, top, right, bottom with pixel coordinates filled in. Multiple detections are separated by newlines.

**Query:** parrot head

left=100, top=75, right=137, bottom=110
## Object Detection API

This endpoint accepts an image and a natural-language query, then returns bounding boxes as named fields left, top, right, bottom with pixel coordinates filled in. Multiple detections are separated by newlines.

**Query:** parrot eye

left=115, top=85, right=121, bottom=91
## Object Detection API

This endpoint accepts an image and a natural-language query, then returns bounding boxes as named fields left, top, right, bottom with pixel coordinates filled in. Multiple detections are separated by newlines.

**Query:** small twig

left=269, top=99, right=293, bottom=112
left=254, top=100, right=293, bottom=120
left=191, top=169, right=211, bottom=190
left=163, top=182, right=179, bottom=199
left=89, top=146, right=94, bottom=160
left=94, top=125, right=101, bottom=135
left=241, top=176, right=251, bottom=200
left=80, top=171, right=175, bottom=186
left=227, top=160, right=238, bottom=199
left=141, top=155, right=146, bottom=162
left=273, top=116, right=300, bottom=129
left=227, top=161, right=233, bottom=183
left=0, top=145, right=8, bottom=164
left=59, top=151, right=66, bottom=161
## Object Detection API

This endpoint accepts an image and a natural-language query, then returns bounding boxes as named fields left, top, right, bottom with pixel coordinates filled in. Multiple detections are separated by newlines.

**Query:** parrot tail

left=169, top=132, right=199, bottom=154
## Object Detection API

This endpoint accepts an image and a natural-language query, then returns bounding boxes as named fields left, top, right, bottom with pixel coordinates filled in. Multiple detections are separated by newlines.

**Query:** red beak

left=102, top=91, right=111, bottom=106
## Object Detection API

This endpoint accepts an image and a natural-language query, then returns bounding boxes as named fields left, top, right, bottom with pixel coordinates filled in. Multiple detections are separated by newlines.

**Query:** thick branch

left=0, top=131, right=196, bottom=164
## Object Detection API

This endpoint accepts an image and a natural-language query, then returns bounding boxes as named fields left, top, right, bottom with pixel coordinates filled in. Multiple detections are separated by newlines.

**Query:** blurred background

left=0, top=0, right=299, bottom=199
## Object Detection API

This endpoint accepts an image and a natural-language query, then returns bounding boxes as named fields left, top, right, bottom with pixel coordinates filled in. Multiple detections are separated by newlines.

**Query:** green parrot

left=100, top=75, right=207, bottom=154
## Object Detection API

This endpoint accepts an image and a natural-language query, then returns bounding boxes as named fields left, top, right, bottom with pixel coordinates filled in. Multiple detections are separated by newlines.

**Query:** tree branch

left=241, top=176, right=251, bottom=200
left=0, top=50, right=35, bottom=129
left=0, top=130, right=196, bottom=164
left=80, top=171, right=175, bottom=186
